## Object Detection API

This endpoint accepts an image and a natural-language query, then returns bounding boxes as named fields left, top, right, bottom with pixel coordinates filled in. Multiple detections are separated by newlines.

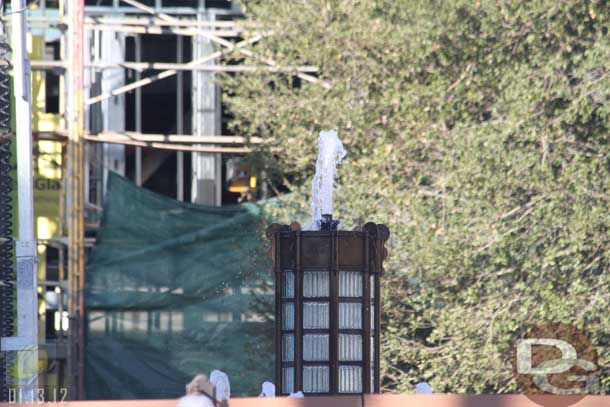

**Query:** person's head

left=185, top=374, right=215, bottom=397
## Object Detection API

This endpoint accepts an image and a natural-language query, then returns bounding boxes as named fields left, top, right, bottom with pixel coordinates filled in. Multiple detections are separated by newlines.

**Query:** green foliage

left=222, top=0, right=610, bottom=393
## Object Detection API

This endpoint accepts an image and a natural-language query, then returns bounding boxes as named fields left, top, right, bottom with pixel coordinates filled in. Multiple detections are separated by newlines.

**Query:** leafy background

left=221, top=0, right=610, bottom=393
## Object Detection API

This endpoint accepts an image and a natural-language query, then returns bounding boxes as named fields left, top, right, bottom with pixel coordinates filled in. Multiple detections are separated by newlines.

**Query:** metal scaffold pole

left=66, top=0, right=86, bottom=400
left=0, top=0, right=38, bottom=401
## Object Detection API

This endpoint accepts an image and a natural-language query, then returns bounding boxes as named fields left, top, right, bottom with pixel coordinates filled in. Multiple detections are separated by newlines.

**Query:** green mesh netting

left=85, top=172, right=274, bottom=399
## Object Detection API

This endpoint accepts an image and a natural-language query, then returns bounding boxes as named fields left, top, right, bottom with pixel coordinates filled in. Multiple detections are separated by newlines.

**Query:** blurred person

left=209, top=369, right=230, bottom=403
left=177, top=374, right=215, bottom=407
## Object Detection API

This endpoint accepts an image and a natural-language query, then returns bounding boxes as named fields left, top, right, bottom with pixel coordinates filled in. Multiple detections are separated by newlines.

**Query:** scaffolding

left=4, top=0, right=325, bottom=400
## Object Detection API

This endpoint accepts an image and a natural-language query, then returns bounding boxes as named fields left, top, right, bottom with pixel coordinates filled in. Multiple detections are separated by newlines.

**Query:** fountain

left=266, top=130, right=389, bottom=395
left=304, top=130, right=346, bottom=231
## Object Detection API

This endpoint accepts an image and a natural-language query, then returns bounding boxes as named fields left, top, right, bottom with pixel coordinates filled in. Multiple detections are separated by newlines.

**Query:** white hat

left=210, top=370, right=231, bottom=401
left=259, top=381, right=275, bottom=398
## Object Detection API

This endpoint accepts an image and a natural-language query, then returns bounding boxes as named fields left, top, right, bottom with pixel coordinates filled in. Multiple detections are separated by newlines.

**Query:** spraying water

left=304, top=130, right=347, bottom=231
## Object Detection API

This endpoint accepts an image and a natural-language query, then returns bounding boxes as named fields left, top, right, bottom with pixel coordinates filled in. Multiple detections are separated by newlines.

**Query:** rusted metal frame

left=330, top=230, right=339, bottom=394
left=332, top=328, right=363, bottom=335
left=303, top=360, right=364, bottom=370
left=363, top=231, right=371, bottom=393
left=303, top=361, right=364, bottom=367
left=295, top=231, right=303, bottom=393
left=334, top=265, right=362, bottom=272
left=302, top=328, right=362, bottom=334
left=302, top=266, right=336, bottom=271
left=336, top=297, right=363, bottom=303
left=302, top=296, right=331, bottom=301
left=336, top=302, right=366, bottom=395
left=273, top=230, right=282, bottom=394
left=278, top=233, right=299, bottom=395
left=373, top=235, right=382, bottom=393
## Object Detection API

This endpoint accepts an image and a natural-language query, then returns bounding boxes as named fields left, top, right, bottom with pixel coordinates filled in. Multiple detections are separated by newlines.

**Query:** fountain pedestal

left=266, top=221, right=389, bottom=395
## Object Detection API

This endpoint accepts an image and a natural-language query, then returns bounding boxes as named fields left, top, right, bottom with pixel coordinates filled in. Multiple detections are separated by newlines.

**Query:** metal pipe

left=85, top=34, right=264, bottom=106
left=75, top=131, right=263, bottom=144
left=77, top=25, right=243, bottom=37
left=66, top=0, right=86, bottom=398
left=0, top=0, right=39, bottom=400
left=11, top=23, right=247, bottom=38
left=25, top=15, right=254, bottom=29
left=29, top=60, right=319, bottom=73
left=135, top=34, right=142, bottom=186
left=176, top=34, right=184, bottom=201
left=57, top=0, right=75, bottom=394
left=39, top=130, right=264, bottom=145
left=85, top=135, right=252, bottom=154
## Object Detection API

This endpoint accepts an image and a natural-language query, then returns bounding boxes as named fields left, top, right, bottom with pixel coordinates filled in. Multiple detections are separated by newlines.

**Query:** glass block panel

left=303, top=271, right=329, bottom=297
left=282, top=272, right=294, bottom=298
left=303, top=302, right=329, bottom=329
left=339, top=334, right=362, bottom=361
left=303, top=366, right=329, bottom=393
left=282, top=303, right=294, bottom=330
left=371, top=275, right=375, bottom=298
left=371, top=337, right=376, bottom=390
left=371, top=304, right=375, bottom=328
left=282, top=334, right=294, bottom=362
left=339, top=271, right=363, bottom=297
left=338, top=366, right=362, bottom=393
left=303, top=334, right=329, bottom=361
left=339, top=302, right=362, bottom=329
left=282, top=367, right=294, bottom=394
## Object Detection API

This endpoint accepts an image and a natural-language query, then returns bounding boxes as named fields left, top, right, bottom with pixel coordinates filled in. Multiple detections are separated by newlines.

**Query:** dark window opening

left=44, top=41, right=60, bottom=114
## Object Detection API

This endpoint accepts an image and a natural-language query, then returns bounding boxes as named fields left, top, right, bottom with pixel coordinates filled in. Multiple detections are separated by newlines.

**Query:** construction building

left=0, top=0, right=320, bottom=400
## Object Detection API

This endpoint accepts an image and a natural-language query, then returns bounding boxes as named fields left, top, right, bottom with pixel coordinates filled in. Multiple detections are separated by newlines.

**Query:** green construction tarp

left=85, top=172, right=274, bottom=399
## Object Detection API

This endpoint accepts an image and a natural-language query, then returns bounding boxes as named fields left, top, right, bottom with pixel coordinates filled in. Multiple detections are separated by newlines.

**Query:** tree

left=221, top=0, right=610, bottom=393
